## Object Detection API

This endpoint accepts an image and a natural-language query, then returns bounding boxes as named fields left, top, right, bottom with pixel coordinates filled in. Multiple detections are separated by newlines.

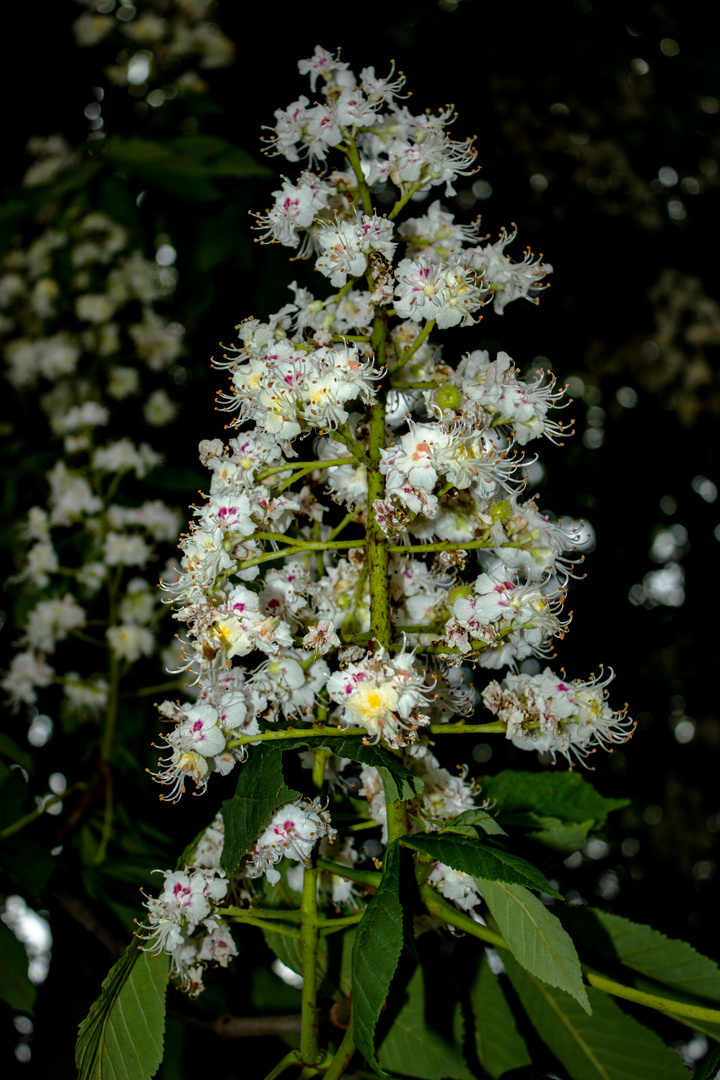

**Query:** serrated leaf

left=441, top=808, right=506, bottom=837
left=76, top=944, right=169, bottom=1080
left=252, top=734, right=424, bottom=802
left=564, top=907, right=720, bottom=1004
left=352, top=841, right=405, bottom=1074
left=472, top=953, right=531, bottom=1078
left=0, top=920, right=36, bottom=1013
left=477, top=878, right=590, bottom=1012
left=481, top=770, right=628, bottom=827
left=403, top=833, right=562, bottom=898
left=504, top=953, right=688, bottom=1080
left=527, top=815, right=596, bottom=852
left=377, top=963, right=475, bottom=1080
left=220, top=748, right=300, bottom=877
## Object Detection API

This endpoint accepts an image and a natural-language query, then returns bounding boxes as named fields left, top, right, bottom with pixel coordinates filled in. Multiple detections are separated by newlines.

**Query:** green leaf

left=0, top=920, right=36, bottom=1013
left=477, top=878, right=590, bottom=1012
left=481, top=769, right=628, bottom=827
left=0, top=837, right=56, bottom=895
left=262, top=928, right=327, bottom=983
left=220, top=748, right=301, bottom=877
left=377, top=964, right=475, bottom=1080
left=0, top=732, right=34, bottom=773
left=440, top=808, right=507, bottom=837
left=504, top=953, right=689, bottom=1080
left=563, top=907, right=720, bottom=1004
left=76, top=944, right=169, bottom=1080
left=255, top=734, right=424, bottom=802
left=695, top=1045, right=720, bottom=1080
left=524, top=814, right=597, bottom=852
left=403, top=833, right=562, bottom=898
left=352, top=841, right=405, bottom=1074
left=471, top=953, right=531, bottom=1078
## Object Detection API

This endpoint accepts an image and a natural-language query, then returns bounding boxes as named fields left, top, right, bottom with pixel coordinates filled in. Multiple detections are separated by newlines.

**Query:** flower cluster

left=482, top=667, right=635, bottom=763
left=2, top=150, right=184, bottom=720
left=140, top=46, right=631, bottom=994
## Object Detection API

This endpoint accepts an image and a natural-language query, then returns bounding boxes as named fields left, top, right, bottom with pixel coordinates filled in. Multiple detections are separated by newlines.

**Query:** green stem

left=0, top=785, right=87, bottom=839
left=316, top=859, right=380, bottom=889
left=259, top=457, right=358, bottom=479
left=95, top=649, right=120, bottom=865
left=220, top=905, right=303, bottom=921
left=327, top=513, right=357, bottom=542
left=390, top=381, right=439, bottom=391
left=583, top=970, right=720, bottom=1025
left=226, top=721, right=505, bottom=750
left=387, top=539, right=493, bottom=554
left=238, top=540, right=364, bottom=572
left=386, top=799, right=409, bottom=844
left=222, top=914, right=301, bottom=938
left=323, top=1017, right=356, bottom=1080
left=260, top=1049, right=302, bottom=1080
left=388, top=319, right=436, bottom=375
left=421, top=887, right=720, bottom=1026
left=343, top=139, right=373, bottom=216
left=366, top=319, right=391, bottom=650
left=318, top=913, right=364, bottom=936
left=419, top=885, right=507, bottom=949
left=388, top=179, right=426, bottom=220
left=300, top=859, right=322, bottom=1065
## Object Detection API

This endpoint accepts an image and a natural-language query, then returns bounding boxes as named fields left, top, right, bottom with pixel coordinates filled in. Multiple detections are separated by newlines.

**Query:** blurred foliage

left=0, top=0, right=718, bottom=1076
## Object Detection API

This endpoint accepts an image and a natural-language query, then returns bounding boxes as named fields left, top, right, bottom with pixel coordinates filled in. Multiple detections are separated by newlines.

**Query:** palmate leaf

left=220, top=747, right=300, bottom=877
left=377, top=964, right=475, bottom=1080
left=504, top=953, right=689, bottom=1080
left=403, top=832, right=562, bottom=897
left=352, top=841, right=405, bottom=1075
left=481, top=769, right=628, bottom=827
left=76, top=945, right=169, bottom=1080
left=564, top=907, right=720, bottom=1004
left=476, top=878, right=591, bottom=1012
left=472, top=954, right=531, bottom=1078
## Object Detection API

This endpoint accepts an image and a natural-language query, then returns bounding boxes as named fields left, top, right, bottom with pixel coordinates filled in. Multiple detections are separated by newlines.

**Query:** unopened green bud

left=489, top=500, right=511, bottom=524
left=448, top=584, right=473, bottom=606
left=436, top=385, right=461, bottom=411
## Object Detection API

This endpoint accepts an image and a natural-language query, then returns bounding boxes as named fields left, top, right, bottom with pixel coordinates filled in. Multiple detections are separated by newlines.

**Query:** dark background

left=2, top=0, right=719, bottom=1075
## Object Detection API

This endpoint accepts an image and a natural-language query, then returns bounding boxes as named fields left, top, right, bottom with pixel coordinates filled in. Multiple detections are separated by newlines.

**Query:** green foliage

left=564, top=907, right=720, bottom=1003
left=695, top=1045, right=720, bottom=1080
left=471, top=954, right=531, bottom=1078
left=220, top=747, right=301, bottom=877
left=75, top=944, right=169, bottom=1080
left=258, top=734, right=425, bottom=801
left=480, top=770, right=628, bottom=851
left=0, top=920, right=36, bottom=1014
left=377, top=964, right=475, bottom=1080
left=402, top=832, right=562, bottom=897
left=104, top=135, right=271, bottom=202
left=504, top=953, right=689, bottom=1080
left=352, top=841, right=406, bottom=1074
left=438, top=808, right=507, bottom=838
left=476, top=878, right=591, bottom=1012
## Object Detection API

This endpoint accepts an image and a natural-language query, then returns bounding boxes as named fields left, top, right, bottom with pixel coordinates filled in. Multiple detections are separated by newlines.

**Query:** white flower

left=24, top=594, right=86, bottom=653
left=107, top=623, right=154, bottom=662
left=247, top=798, right=336, bottom=884
left=427, top=862, right=482, bottom=910
left=326, top=646, right=432, bottom=747
left=482, top=667, right=635, bottom=764
left=394, top=256, right=485, bottom=328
